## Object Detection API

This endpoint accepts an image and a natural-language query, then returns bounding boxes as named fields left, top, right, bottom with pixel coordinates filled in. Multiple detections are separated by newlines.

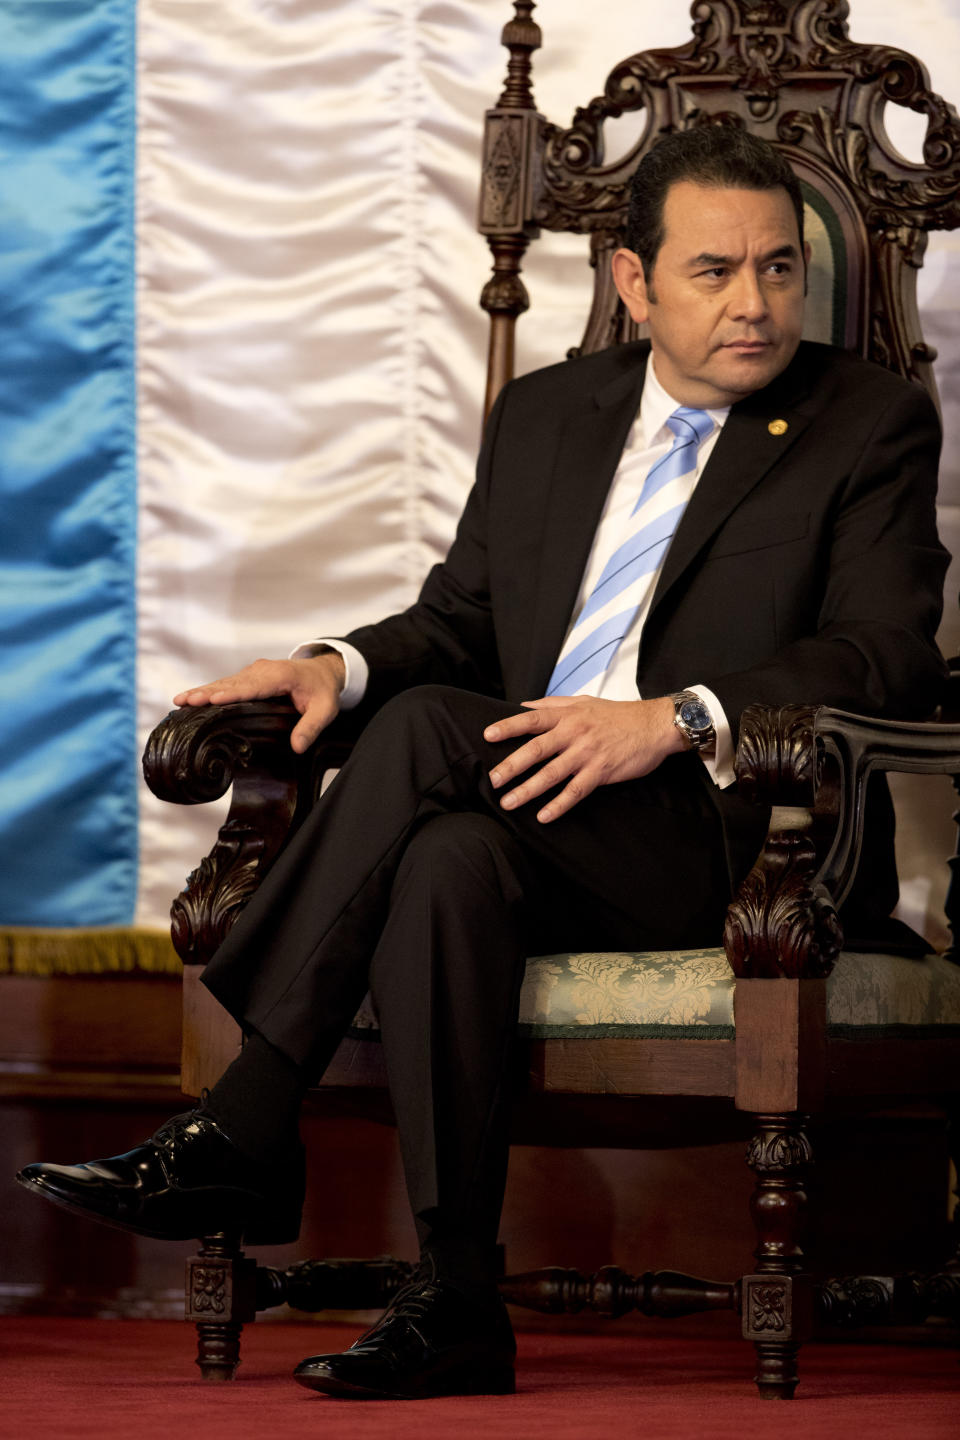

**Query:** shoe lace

left=388, top=1281, right=443, bottom=1325
left=349, top=1279, right=443, bottom=1359
left=151, top=1103, right=208, bottom=1150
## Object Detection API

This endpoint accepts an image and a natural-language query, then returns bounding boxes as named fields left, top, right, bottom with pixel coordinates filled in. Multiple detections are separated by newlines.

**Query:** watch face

left=679, top=697, right=712, bottom=732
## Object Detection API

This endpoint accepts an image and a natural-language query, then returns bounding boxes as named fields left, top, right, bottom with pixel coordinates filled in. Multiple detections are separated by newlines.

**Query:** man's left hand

left=483, top=695, right=687, bottom=823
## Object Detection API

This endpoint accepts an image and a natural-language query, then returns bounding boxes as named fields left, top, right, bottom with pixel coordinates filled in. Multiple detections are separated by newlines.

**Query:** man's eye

left=766, top=262, right=790, bottom=276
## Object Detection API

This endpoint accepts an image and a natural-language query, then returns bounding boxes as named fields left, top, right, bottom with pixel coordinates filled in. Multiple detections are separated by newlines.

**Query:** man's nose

left=728, top=271, right=768, bottom=323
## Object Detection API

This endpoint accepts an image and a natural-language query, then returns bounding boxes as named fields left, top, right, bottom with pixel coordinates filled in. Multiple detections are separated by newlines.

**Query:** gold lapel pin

left=768, top=418, right=788, bottom=436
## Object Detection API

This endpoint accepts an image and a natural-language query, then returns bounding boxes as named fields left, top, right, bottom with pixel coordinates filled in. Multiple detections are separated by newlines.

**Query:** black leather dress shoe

left=294, top=1277, right=516, bottom=1399
left=15, top=1109, right=304, bottom=1244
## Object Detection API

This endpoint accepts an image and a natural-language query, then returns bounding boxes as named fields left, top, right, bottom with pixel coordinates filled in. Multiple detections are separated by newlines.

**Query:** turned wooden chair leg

left=945, top=1109, right=960, bottom=1273
left=742, top=1113, right=815, bottom=1399
left=185, top=1231, right=258, bottom=1380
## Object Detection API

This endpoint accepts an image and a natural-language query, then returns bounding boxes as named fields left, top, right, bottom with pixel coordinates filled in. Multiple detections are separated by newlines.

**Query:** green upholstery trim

left=347, top=947, right=960, bottom=1042
left=518, top=1022, right=735, bottom=1040
left=829, top=1024, right=960, bottom=1041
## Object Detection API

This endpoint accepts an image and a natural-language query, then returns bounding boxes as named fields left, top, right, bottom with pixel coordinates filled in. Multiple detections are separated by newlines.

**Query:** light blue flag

left=0, top=2, right=139, bottom=925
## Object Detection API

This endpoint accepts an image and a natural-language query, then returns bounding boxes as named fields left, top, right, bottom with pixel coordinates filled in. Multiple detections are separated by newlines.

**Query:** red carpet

left=1, top=1317, right=957, bottom=1438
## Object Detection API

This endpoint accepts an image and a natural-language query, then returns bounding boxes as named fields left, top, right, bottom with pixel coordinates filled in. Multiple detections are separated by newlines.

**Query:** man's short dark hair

left=626, top=126, right=806, bottom=278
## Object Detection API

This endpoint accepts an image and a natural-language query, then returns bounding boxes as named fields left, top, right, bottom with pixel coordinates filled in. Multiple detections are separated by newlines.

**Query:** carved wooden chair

left=144, top=0, right=960, bottom=1399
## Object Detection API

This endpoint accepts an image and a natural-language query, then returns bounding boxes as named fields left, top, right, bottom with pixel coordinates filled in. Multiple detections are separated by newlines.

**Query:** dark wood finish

left=826, top=1037, right=960, bottom=1099
left=498, top=1266, right=737, bottom=1319
left=478, top=2, right=543, bottom=419
left=947, top=773, right=960, bottom=963
left=809, top=708, right=960, bottom=910
left=742, top=1113, right=815, bottom=1400
left=725, top=831, right=842, bottom=980
left=523, top=1036, right=736, bottom=1097
left=725, top=704, right=844, bottom=980
left=817, top=1269, right=960, bottom=1328
left=734, top=978, right=826, bottom=1113
left=186, top=1232, right=257, bottom=1381
left=256, top=1255, right=415, bottom=1314
left=143, top=699, right=303, bottom=967
left=478, top=0, right=960, bottom=409
left=948, top=1112, right=960, bottom=1268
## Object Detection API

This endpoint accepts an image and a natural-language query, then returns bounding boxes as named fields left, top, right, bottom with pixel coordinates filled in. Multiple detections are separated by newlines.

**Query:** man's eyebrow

left=686, top=244, right=801, bottom=268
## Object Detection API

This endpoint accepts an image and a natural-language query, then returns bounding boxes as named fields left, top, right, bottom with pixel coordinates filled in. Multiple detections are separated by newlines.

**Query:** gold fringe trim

left=0, top=928, right=182, bottom=978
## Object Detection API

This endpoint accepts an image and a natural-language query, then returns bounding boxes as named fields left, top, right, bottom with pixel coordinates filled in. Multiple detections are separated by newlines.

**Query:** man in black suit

left=19, top=127, right=948, bottom=1399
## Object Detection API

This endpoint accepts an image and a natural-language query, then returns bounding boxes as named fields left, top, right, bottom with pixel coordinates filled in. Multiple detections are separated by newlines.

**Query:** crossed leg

left=201, top=683, right=738, bottom=1278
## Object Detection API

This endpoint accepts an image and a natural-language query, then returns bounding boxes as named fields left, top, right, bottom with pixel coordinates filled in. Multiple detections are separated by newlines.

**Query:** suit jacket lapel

left=645, top=354, right=816, bottom=626
left=525, top=352, right=648, bottom=696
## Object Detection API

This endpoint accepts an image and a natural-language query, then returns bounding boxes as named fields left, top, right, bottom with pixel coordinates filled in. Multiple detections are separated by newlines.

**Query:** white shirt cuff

left=289, top=639, right=369, bottom=710
left=687, top=683, right=735, bottom=789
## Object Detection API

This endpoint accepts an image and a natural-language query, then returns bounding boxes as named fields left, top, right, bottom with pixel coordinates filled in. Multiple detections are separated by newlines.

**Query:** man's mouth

left=723, top=340, right=770, bottom=352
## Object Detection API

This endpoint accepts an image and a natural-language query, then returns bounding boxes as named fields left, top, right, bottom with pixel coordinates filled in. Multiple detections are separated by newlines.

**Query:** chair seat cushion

left=349, top=949, right=960, bottom=1041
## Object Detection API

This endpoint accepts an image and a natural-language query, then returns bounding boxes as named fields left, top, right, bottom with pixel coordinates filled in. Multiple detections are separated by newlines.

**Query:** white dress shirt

left=295, top=358, right=736, bottom=788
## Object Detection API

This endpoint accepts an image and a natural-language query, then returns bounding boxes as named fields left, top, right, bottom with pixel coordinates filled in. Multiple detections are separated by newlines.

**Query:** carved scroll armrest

left=725, top=702, right=960, bottom=979
left=725, top=704, right=841, bottom=980
left=142, top=699, right=359, bottom=965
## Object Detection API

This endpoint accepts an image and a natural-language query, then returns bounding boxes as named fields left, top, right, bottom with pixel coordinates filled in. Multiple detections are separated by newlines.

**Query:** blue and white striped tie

left=546, top=406, right=715, bottom=697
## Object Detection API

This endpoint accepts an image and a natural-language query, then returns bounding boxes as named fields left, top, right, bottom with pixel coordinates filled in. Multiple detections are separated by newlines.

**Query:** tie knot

left=666, top=406, right=715, bottom=448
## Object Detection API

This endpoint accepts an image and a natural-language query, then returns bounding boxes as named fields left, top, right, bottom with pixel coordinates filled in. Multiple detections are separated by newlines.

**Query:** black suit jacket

left=345, top=340, right=949, bottom=925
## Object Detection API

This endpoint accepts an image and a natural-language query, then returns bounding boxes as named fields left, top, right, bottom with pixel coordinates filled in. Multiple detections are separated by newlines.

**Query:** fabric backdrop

left=1, top=0, right=959, bottom=967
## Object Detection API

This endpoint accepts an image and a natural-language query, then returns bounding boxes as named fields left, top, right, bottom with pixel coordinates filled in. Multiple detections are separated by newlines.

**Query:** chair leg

left=742, top=1113, right=815, bottom=1400
left=185, top=1232, right=258, bottom=1380
left=946, top=1109, right=960, bottom=1273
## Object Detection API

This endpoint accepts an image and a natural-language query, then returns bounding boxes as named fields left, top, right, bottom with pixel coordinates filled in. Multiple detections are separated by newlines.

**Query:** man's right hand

left=173, top=653, right=346, bottom=754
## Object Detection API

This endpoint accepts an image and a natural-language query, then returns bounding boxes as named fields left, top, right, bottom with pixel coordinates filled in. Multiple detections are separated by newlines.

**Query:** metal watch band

left=670, top=690, right=716, bottom=751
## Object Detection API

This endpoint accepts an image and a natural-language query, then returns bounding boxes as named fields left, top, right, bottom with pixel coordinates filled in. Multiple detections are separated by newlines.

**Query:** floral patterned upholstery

left=349, top=949, right=960, bottom=1041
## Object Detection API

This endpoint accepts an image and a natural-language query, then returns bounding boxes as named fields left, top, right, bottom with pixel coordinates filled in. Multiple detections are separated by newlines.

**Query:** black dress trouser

left=202, top=684, right=746, bottom=1269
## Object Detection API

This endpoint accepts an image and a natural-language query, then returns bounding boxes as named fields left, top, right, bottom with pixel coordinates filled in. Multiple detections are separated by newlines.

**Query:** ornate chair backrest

left=478, top=0, right=960, bottom=419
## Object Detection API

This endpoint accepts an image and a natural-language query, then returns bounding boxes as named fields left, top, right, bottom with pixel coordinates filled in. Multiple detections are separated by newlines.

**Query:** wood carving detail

left=742, top=1114, right=813, bottom=1393
left=497, top=1, right=541, bottom=110
left=746, top=1279, right=788, bottom=1333
left=143, top=701, right=298, bottom=806
left=171, top=820, right=266, bottom=965
left=746, top=1124, right=814, bottom=1174
left=481, top=0, right=960, bottom=392
left=724, top=829, right=841, bottom=979
left=734, top=703, right=820, bottom=807
left=817, top=1271, right=960, bottom=1326
left=497, top=1265, right=737, bottom=1319
left=816, top=1275, right=893, bottom=1326
left=725, top=703, right=841, bottom=979
left=189, top=1264, right=228, bottom=1317
left=480, top=252, right=531, bottom=315
left=143, top=700, right=300, bottom=965
left=481, top=117, right=524, bottom=230
left=918, top=1271, right=960, bottom=1323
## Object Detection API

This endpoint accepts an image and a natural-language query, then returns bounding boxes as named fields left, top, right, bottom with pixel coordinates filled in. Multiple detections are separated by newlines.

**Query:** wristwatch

left=670, top=690, right=716, bottom=751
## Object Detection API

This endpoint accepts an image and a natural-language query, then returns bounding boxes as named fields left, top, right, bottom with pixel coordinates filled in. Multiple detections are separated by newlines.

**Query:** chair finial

left=498, top=1, right=542, bottom=110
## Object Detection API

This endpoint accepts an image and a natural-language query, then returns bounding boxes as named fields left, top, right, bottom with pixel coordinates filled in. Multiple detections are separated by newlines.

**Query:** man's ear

left=611, top=247, right=651, bottom=323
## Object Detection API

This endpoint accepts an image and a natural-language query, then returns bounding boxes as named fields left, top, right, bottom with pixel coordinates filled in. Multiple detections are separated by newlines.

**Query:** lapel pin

left=768, top=418, right=788, bottom=436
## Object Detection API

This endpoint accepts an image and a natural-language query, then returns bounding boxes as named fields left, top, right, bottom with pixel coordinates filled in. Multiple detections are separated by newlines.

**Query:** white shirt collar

left=638, top=355, right=731, bottom=448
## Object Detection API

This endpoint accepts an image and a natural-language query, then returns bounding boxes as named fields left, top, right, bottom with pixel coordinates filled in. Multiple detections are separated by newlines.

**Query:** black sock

left=202, top=1030, right=309, bottom=1162
left=416, top=1213, right=503, bottom=1301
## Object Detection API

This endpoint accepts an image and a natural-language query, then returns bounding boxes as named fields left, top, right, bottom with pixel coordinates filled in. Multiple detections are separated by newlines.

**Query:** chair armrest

left=724, top=702, right=960, bottom=980
left=142, top=699, right=359, bottom=965
left=806, top=705, right=960, bottom=913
